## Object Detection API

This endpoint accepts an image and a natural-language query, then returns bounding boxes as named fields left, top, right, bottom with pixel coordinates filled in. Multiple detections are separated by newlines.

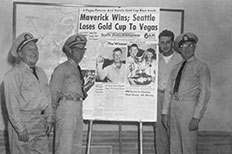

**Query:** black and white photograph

left=0, top=1, right=232, bottom=154
left=96, top=47, right=127, bottom=84
left=127, top=43, right=157, bottom=86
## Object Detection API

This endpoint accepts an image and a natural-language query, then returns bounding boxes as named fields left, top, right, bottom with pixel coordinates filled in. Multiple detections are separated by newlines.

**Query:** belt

left=60, top=96, right=83, bottom=102
left=173, top=95, right=197, bottom=101
left=158, top=89, right=165, bottom=93
left=20, top=110, right=44, bottom=115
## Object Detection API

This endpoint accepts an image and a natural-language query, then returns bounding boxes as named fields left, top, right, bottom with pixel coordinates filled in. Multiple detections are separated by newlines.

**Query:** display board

left=78, top=7, right=159, bottom=122
left=13, top=2, right=184, bottom=122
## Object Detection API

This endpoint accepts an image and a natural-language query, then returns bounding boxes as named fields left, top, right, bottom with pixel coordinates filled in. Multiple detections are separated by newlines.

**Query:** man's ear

left=63, top=45, right=72, bottom=55
left=67, top=47, right=72, bottom=55
left=17, top=51, right=23, bottom=58
left=171, top=41, right=175, bottom=47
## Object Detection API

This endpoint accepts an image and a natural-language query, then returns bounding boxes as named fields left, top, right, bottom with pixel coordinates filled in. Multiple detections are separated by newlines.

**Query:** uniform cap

left=11, top=32, right=38, bottom=57
left=174, top=32, right=198, bottom=51
left=64, top=34, right=87, bottom=48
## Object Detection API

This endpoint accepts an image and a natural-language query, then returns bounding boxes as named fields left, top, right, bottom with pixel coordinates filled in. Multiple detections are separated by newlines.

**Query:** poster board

left=13, top=2, right=184, bottom=122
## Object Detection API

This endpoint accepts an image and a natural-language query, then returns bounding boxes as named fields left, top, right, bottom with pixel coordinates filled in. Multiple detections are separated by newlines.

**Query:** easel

left=86, top=120, right=145, bottom=154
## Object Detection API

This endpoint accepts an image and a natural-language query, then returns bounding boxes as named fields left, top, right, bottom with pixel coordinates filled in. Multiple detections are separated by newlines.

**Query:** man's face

left=70, top=43, right=86, bottom=64
left=179, top=42, right=196, bottom=60
left=113, top=50, right=122, bottom=63
left=145, top=52, right=153, bottom=61
left=159, top=36, right=173, bottom=55
left=130, top=46, right=139, bottom=57
left=18, top=41, right=39, bottom=66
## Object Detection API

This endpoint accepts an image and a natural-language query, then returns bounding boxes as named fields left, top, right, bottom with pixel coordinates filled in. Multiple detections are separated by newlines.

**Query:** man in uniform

left=162, top=32, right=211, bottom=154
left=50, top=34, right=88, bottom=154
left=156, top=29, right=182, bottom=154
left=4, top=32, right=54, bottom=154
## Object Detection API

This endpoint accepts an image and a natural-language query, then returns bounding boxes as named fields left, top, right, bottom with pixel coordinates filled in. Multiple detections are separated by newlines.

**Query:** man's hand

left=84, top=76, right=95, bottom=93
left=44, top=121, right=53, bottom=135
left=97, top=55, right=104, bottom=63
left=18, top=128, right=29, bottom=142
left=84, top=81, right=94, bottom=93
left=189, top=117, right=200, bottom=131
left=161, top=115, right=169, bottom=129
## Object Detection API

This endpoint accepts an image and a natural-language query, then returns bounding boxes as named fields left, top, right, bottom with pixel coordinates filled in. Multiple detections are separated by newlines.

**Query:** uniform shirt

left=97, top=62, right=126, bottom=84
left=162, top=56, right=211, bottom=119
left=4, top=62, right=53, bottom=133
left=50, top=59, right=84, bottom=108
left=158, top=51, right=183, bottom=91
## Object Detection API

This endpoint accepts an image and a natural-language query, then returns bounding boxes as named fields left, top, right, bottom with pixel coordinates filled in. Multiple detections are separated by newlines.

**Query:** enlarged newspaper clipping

left=79, top=7, right=160, bottom=122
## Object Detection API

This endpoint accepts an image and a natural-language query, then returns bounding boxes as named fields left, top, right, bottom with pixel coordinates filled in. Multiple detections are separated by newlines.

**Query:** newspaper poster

left=79, top=7, right=159, bottom=122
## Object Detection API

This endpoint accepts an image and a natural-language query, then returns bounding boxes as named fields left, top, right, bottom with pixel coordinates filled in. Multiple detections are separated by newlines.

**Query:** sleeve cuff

left=46, top=115, right=55, bottom=123
left=14, top=124, right=26, bottom=134
left=161, top=109, right=169, bottom=115
left=193, top=113, right=201, bottom=120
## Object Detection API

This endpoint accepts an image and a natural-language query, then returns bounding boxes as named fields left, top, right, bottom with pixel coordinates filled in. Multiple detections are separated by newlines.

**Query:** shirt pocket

left=65, top=71, right=79, bottom=84
left=184, top=71, right=199, bottom=83
left=21, top=78, right=38, bottom=101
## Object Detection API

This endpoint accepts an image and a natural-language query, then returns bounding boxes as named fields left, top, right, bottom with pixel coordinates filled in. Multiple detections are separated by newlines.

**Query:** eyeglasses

left=180, top=44, right=195, bottom=49
left=71, top=47, right=87, bottom=51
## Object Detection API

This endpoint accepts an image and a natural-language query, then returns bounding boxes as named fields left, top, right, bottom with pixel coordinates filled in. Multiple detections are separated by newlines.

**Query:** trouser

left=8, top=112, right=49, bottom=154
left=155, top=91, right=170, bottom=154
left=170, top=99, right=198, bottom=154
left=55, top=99, right=83, bottom=154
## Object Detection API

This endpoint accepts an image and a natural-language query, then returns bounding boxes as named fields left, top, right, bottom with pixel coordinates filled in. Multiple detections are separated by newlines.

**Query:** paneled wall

left=0, top=130, right=231, bottom=154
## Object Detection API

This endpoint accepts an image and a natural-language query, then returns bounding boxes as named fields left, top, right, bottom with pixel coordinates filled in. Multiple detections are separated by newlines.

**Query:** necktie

left=30, top=67, right=39, bottom=80
left=77, top=65, right=87, bottom=99
left=173, top=61, right=187, bottom=93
